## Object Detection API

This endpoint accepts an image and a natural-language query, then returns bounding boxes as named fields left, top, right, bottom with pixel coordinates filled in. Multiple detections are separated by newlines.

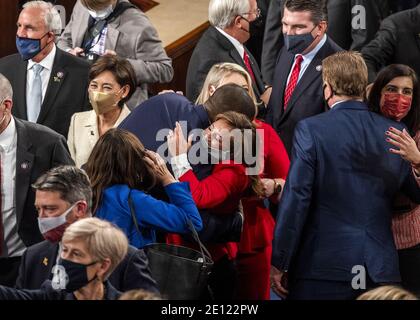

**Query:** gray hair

left=0, top=74, right=13, bottom=102
left=32, top=165, right=93, bottom=213
left=63, top=218, right=129, bottom=280
left=23, top=1, right=62, bottom=35
left=209, top=0, right=250, bottom=29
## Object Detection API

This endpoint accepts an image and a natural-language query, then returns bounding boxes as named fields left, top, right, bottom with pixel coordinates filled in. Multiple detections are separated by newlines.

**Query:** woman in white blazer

left=67, top=55, right=134, bottom=167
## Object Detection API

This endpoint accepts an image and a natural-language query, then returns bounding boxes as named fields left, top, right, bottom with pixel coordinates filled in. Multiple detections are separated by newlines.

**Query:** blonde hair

left=322, top=51, right=368, bottom=98
left=62, top=217, right=128, bottom=279
left=119, top=289, right=162, bottom=300
left=196, top=62, right=257, bottom=107
left=80, top=0, right=114, bottom=11
left=357, top=286, right=418, bottom=301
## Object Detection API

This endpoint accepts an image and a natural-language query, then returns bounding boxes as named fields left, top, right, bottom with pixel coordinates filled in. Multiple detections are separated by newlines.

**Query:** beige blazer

left=67, top=105, right=130, bottom=167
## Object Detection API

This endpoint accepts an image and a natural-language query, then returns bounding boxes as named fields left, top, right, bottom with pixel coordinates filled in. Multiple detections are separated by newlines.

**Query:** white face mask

left=37, top=202, right=77, bottom=234
left=88, top=4, right=114, bottom=20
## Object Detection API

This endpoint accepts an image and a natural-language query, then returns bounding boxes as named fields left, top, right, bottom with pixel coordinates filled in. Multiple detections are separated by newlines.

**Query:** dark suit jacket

left=14, top=118, right=73, bottom=247
left=186, top=26, right=265, bottom=102
left=362, top=4, right=420, bottom=82
left=265, top=37, right=342, bottom=155
left=272, top=101, right=420, bottom=284
left=0, top=48, right=90, bottom=136
left=1, top=280, right=119, bottom=300
left=15, top=241, right=159, bottom=293
left=119, top=93, right=243, bottom=243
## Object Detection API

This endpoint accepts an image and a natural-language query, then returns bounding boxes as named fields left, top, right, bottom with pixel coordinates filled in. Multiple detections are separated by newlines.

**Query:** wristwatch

left=274, top=180, right=282, bottom=194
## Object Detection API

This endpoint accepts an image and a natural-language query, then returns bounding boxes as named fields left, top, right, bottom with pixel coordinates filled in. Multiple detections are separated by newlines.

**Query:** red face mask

left=42, top=224, right=69, bottom=243
left=380, top=92, right=413, bottom=121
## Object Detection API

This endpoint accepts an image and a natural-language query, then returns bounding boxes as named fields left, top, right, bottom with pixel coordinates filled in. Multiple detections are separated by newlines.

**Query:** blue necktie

left=27, top=64, right=43, bottom=122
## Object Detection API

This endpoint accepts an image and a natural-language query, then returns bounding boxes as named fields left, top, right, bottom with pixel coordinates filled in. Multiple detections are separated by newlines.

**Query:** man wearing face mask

left=0, top=73, right=73, bottom=287
left=271, top=51, right=420, bottom=300
left=0, top=1, right=90, bottom=138
left=15, top=165, right=159, bottom=294
left=186, top=0, right=271, bottom=108
left=265, top=0, right=342, bottom=156
left=57, top=0, right=173, bottom=109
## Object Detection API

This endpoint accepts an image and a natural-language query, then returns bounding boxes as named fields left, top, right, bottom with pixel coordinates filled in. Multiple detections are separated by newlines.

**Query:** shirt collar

left=0, top=117, right=17, bottom=153
left=215, top=27, right=245, bottom=59
left=27, top=44, right=56, bottom=71
left=295, top=34, right=327, bottom=62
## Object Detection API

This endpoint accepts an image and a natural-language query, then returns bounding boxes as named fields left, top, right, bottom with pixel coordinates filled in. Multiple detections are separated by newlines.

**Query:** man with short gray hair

left=0, top=73, right=73, bottom=286
left=15, top=165, right=159, bottom=294
left=0, top=0, right=90, bottom=137
left=186, top=0, right=271, bottom=107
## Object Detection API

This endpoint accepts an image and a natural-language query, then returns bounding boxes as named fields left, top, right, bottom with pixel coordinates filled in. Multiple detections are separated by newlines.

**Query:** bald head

left=0, top=74, right=13, bottom=102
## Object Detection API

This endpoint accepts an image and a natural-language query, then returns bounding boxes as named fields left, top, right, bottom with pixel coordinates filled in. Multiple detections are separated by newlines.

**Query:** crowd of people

left=0, top=0, right=419, bottom=301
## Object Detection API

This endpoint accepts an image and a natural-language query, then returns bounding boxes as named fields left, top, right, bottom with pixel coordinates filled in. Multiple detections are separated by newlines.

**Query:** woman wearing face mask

left=167, top=111, right=265, bottom=300
left=67, top=55, right=133, bottom=167
left=195, top=62, right=290, bottom=299
left=367, top=64, right=420, bottom=295
left=0, top=218, right=128, bottom=300
left=85, top=128, right=203, bottom=249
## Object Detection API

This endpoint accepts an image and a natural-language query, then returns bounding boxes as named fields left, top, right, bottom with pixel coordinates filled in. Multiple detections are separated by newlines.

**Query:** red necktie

left=284, top=55, right=303, bottom=110
left=243, top=50, right=256, bottom=83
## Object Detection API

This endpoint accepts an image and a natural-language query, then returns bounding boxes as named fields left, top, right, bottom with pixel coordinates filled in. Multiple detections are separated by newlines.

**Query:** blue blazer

left=95, top=183, right=203, bottom=249
left=272, top=101, right=420, bottom=283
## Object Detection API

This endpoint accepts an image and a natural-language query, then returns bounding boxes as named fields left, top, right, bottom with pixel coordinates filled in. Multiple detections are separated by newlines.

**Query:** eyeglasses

left=240, top=8, right=261, bottom=18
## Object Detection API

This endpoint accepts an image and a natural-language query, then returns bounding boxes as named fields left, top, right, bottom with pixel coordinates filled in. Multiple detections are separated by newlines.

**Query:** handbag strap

left=186, top=219, right=213, bottom=264
left=128, top=191, right=151, bottom=239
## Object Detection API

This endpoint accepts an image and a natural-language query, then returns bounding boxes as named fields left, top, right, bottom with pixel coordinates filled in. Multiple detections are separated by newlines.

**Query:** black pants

left=0, top=256, right=22, bottom=287
left=205, top=255, right=237, bottom=300
left=398, top=244, right=420, bottom=296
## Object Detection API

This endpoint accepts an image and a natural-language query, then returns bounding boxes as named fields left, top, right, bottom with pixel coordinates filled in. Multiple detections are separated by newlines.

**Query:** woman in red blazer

left=194, top=62, right=291, bottom=299
left=167, top=112, right=264, bottom=300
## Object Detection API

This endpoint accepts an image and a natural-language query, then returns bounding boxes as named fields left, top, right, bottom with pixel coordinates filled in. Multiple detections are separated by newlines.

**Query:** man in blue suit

left=119, top=84, right=257, bottom=243
left=270, top=51, right=420, bottom=300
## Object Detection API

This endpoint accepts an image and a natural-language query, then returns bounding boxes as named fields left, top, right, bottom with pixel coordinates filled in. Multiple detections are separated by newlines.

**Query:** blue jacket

left=95, top=182, right=203, bottom=248
left=272, top=101, right=420, bottom=283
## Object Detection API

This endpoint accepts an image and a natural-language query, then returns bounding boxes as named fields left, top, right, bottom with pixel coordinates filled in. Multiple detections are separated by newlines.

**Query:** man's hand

left=68, top=47, right=84, bottom=56
left=260, top=87, right=272, bottom=106
left=270, top=265, right=289, bottom=298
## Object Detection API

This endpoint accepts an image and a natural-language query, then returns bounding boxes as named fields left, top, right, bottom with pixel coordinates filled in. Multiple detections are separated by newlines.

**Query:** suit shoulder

left=0, top=54, right=22, bottom=70
left=58, top=49, right=90, bottom=70
left=25, top=241, right=53, bottom=256
left=16, top=119, right=66, bottom=141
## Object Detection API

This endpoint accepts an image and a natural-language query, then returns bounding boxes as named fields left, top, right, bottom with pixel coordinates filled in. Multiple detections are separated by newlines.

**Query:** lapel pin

left=21, top=162, right=29, bottom=170
left=53, top=72, right=64, bottom=82
left=316, top=65, right=322, bottom=72
left=42, top=257, right=48, bottom=266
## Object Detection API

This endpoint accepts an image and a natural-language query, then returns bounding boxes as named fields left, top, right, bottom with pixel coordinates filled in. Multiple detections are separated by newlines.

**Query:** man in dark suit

left=186, top=0, right=271, bottom=106
left=0, top=1, right=90, bottom=137
left=0, top=73, right=73, bottom=286
left=15, top=165, right=158, bottom=293
left=271, top=52, right=420, bottom=300
left=261, top=0, right=388, bottom=85
left=119, top=84, right=257, bottom=244
left=362, top=4, right=420, bottom=83
left=265, top=0, right=342, bottom=156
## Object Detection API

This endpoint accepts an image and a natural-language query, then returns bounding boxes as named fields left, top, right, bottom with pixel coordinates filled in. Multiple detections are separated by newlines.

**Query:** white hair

left=23, top=1, right=62, bottom=35
left=208, top=0, right=250, bottom=29
left=0, top=74, right=13, bottom=102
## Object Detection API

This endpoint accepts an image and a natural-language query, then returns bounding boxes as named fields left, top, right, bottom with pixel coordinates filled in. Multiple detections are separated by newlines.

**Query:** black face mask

left=323, top=83, right=335, bottom=109
left=59, top=258, right=99, bottom=292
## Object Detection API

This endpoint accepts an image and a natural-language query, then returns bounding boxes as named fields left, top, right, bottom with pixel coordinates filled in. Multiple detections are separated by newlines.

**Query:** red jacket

left=167, top=161, right=250, bottom=261
left=239, top=120, right=290, bottom=253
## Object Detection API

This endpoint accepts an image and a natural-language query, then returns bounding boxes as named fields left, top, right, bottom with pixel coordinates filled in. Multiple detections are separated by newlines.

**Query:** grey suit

left=57, top=0, right=174, bottom=109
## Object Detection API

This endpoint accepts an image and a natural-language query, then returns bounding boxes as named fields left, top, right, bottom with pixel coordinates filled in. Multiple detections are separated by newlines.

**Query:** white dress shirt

left=215, top=27, right=245, bottom=60
left=0, top=117, right=26, bottom=257
left=170, top=153, right=192, bottom=180
left=26, top=44, right=57, bottom=106
left=286, top=34, right=328, bottom=85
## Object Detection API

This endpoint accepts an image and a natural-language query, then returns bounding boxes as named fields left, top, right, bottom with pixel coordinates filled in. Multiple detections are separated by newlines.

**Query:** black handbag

left=128, top=194, right=214, bottom=300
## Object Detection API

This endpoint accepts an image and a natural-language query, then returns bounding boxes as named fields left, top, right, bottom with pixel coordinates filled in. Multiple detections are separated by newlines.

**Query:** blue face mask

left=283, top=26, right=317, bottom=55
left=16, top=33, right=50, bottom=61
